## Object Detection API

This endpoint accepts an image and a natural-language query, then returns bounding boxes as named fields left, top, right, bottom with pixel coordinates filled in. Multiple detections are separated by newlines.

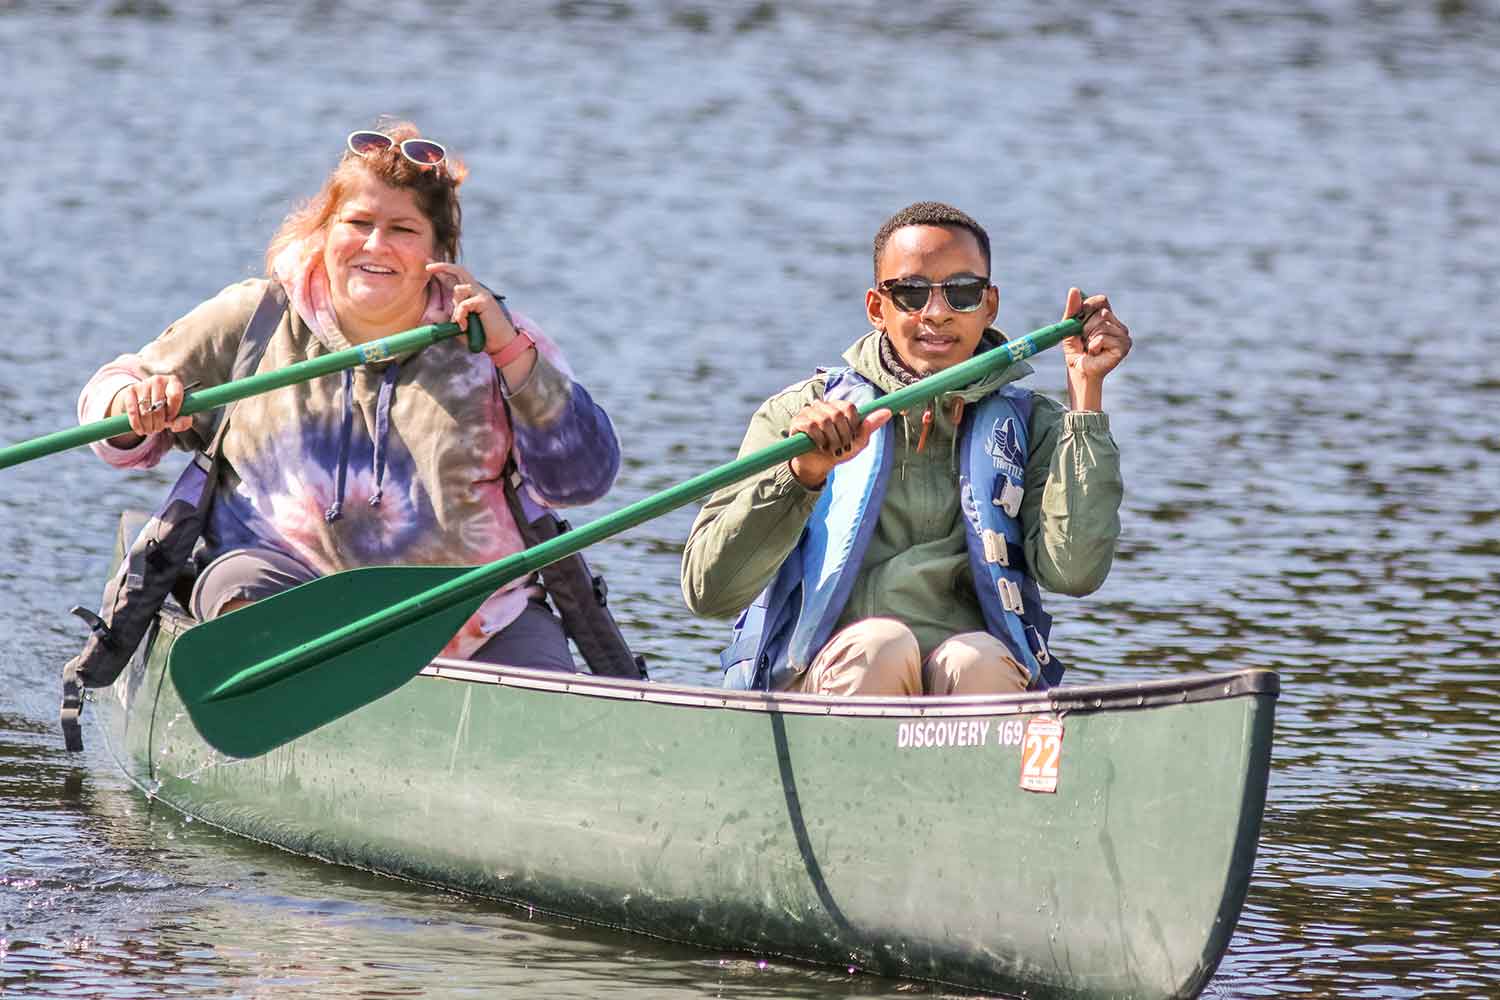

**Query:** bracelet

left=489, top=330, right=535, bottom=368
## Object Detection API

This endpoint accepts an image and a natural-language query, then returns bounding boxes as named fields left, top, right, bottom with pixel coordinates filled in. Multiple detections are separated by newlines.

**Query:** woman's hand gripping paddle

left=170, top=316, right=1082, bottom=758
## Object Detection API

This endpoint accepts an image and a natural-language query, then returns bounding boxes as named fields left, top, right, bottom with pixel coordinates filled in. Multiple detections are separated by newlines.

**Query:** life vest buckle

left=1027, top=624, right=1051, bottom=665
left=981, top=529, right=1009, bottom=567
left=69, top=605, right=114, bottom=645
left=993, top=480, right=1023, bottom=517
left=997, top=578, right=1024, bottom=614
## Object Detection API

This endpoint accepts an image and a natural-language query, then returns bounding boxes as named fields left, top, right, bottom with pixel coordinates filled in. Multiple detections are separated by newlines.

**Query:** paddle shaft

left=204, top=316, right=1081, bottom=702
left=0, top=320, right=481, bottom=470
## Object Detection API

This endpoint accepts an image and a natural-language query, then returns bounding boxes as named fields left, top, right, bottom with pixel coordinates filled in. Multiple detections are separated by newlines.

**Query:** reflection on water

left=2, top=1, right=1498, bottom=998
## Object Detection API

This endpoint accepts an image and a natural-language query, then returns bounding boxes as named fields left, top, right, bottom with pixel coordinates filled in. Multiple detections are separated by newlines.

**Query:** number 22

left=1022, top=732, right=1060, bottom=778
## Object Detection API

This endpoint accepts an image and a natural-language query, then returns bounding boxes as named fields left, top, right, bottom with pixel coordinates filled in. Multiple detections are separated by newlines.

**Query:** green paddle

left=170, top=316, right=1083, bottom=758
left=0, top=318, right=486, bottom=470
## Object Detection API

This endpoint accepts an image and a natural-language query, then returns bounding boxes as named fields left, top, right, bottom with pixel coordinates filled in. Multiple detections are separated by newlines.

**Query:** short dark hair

left=872, top=201, right=991, bottom=280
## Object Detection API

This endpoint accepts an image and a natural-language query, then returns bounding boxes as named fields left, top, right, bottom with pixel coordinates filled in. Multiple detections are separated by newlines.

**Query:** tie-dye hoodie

left=78, top=275, right=621, bottom=659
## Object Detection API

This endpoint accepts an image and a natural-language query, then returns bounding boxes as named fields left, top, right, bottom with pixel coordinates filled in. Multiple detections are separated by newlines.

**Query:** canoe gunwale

left=152, top=606, right=1277, bottom=718
left=425, top=655, right=1277, bottom=716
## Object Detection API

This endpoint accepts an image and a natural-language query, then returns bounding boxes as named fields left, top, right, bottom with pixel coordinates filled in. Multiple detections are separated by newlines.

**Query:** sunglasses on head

left=878, top=275, right=991, bottom=313
left=346, top=130, right=448, bottom=167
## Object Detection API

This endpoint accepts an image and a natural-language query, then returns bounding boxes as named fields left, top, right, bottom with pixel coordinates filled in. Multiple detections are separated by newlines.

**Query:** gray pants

left=190, top=548, right=575, bottom=672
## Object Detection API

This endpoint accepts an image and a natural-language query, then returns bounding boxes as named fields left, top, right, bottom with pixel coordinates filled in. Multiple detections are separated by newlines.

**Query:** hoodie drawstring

left=325, top=369, right=355, bottom=523
left=914, top=403, right=934, bottom=454
left=911, top=396, right=967, bottom=464
left=369, top=362, right=400, bottom=508
left=948, top=397, right=965, bottom=468
left=325, top=363, right=401, bottom=523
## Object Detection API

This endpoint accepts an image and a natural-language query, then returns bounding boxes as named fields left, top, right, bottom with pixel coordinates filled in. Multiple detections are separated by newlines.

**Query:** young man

left=681, top=202, right=1131, bottom=696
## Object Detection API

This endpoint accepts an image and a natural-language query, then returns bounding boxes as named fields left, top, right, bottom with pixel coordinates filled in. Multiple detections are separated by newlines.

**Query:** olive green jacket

left=681, top=329, right=1123, bottom=659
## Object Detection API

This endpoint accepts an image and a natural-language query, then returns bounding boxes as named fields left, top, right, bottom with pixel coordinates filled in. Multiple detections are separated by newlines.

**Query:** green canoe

left=91, top=608, right=1275, bottom=999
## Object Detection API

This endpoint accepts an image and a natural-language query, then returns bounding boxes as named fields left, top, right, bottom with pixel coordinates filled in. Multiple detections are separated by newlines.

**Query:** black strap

left=205, top=281, right=288, bottom=456
left=501, top=463, right=646, bottom=679
left=168, top=281, right=286, bottom=607
left=59, top=281, right=291, bottom=751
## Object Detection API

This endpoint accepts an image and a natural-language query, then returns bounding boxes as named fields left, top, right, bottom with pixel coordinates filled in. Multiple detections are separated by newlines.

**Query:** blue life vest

left=721, top=367, right=1065, bottom=692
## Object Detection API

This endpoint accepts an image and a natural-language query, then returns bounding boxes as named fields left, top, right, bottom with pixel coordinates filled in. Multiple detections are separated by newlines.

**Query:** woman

left=76, top=123, right=620, bottom=671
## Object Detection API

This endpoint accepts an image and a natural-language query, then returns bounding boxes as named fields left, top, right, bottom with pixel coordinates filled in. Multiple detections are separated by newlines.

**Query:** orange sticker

left=1019, top=716, right=1063, bottom=793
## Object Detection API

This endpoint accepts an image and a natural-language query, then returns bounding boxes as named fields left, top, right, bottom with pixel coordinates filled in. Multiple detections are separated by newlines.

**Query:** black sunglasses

left=346, top=130, right=448, bottom=167
left=878, top=275, right=991, bottom=314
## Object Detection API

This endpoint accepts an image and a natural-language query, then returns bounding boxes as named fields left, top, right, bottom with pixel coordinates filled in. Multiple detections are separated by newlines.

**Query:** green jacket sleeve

left=680, top=377, right=826, bottom=619
left=1022, top=398, right=1123, bottom=596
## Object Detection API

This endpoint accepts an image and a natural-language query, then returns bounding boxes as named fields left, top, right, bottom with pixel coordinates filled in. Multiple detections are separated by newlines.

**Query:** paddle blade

left=169, top=565, right=481, bottom=759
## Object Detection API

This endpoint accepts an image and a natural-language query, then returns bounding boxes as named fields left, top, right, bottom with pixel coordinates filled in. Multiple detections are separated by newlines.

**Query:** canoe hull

left=98, top=611, right=1276, bottom=999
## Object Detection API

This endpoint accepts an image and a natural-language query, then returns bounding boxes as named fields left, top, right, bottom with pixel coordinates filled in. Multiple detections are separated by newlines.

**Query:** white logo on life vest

left=985, top=417, right=1024, bottom=480
left=897, top=719, right=991, bottom=749
left=960, top=481, right=983, bottom=535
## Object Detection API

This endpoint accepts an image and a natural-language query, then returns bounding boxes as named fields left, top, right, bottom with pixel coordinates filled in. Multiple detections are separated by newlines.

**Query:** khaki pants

left=787, top=617, right=1030, bottom=696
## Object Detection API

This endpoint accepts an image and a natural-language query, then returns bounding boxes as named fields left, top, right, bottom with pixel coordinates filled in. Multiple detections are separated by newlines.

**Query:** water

left=2, top=1, right=1497, bottom=996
